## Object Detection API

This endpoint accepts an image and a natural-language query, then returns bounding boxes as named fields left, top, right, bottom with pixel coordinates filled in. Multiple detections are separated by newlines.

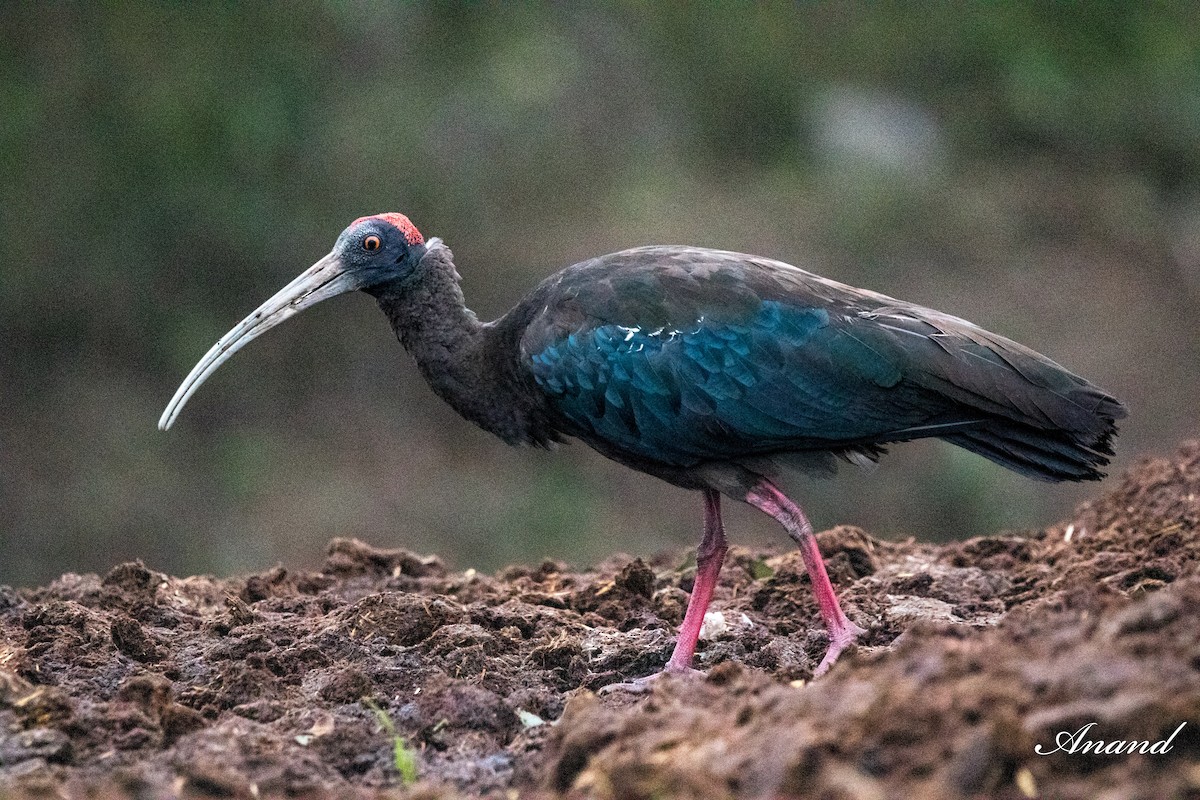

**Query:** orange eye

left=363, top=235, right=381, bottom=252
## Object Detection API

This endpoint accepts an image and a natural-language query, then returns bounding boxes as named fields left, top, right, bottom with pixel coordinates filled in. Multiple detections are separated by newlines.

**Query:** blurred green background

left=2, top=4, right=1196, bottom=587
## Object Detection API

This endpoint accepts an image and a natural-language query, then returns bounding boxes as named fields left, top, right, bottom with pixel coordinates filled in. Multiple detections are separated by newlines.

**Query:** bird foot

left=597, top=665, right=704, bottom=695
left=813, top=619, right=867, bottom=678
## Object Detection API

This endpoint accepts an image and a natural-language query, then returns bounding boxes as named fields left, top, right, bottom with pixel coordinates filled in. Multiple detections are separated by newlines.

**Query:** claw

left=598, top=666, right=705, bottom=695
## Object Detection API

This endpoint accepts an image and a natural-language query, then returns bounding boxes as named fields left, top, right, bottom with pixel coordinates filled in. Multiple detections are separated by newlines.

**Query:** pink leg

left=599, top=490, right=727, bottom=692
left=665, top=489, right=728, bottom=672
left=745, top=479, right=865, bottom=676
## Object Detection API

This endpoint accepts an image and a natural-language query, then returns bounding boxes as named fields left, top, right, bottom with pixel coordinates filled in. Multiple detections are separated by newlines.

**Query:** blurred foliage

left=2, top=4, right=1198, bottom=586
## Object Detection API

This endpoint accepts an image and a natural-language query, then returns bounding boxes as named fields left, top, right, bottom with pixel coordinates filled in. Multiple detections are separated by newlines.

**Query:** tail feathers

left=902, top=325, right=1127, bottom=482
left=943, top=411, right=1121, bottom=482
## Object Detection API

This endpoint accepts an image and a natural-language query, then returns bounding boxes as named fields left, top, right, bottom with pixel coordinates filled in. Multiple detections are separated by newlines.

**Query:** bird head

left=338, top=212, right=427, bottom=289
left=158, top=213, right=425, bottom=430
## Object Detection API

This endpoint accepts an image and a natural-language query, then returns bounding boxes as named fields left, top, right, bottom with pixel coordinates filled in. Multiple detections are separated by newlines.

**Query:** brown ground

left=2, top=444, right=1199, bottom=800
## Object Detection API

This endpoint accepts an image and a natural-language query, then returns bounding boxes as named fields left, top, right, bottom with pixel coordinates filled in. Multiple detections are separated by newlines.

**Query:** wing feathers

left=518, top=246, right=1125, bottom=481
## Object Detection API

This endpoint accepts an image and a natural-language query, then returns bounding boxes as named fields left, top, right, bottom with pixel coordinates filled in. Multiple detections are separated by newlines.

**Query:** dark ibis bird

left=159, top=213, right=1125, bottom=683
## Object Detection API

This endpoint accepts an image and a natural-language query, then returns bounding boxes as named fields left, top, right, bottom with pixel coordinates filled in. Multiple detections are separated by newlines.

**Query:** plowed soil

left=2, top=444, right=1199, bottom=799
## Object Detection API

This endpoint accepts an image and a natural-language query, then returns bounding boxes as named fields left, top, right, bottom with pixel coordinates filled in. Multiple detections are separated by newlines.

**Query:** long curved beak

left=158, top=251, right=356, bottom=430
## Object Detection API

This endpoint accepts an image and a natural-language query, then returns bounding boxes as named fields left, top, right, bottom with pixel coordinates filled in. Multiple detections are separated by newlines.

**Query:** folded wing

left=521, top=246, right=1125, bottom=481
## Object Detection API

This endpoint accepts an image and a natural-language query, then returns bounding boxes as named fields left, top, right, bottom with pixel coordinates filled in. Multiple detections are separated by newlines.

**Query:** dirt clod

left=2, top=444, right=1199, bottom=798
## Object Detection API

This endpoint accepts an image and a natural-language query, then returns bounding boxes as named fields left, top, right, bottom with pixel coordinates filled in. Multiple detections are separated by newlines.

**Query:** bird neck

left=374, top=242, right=484, bottom=353
left=369, top=242, right=548, bottom=446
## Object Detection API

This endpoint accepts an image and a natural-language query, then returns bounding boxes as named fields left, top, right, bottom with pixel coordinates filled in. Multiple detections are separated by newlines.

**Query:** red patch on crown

left=351, top=212, right=424, bottom=245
